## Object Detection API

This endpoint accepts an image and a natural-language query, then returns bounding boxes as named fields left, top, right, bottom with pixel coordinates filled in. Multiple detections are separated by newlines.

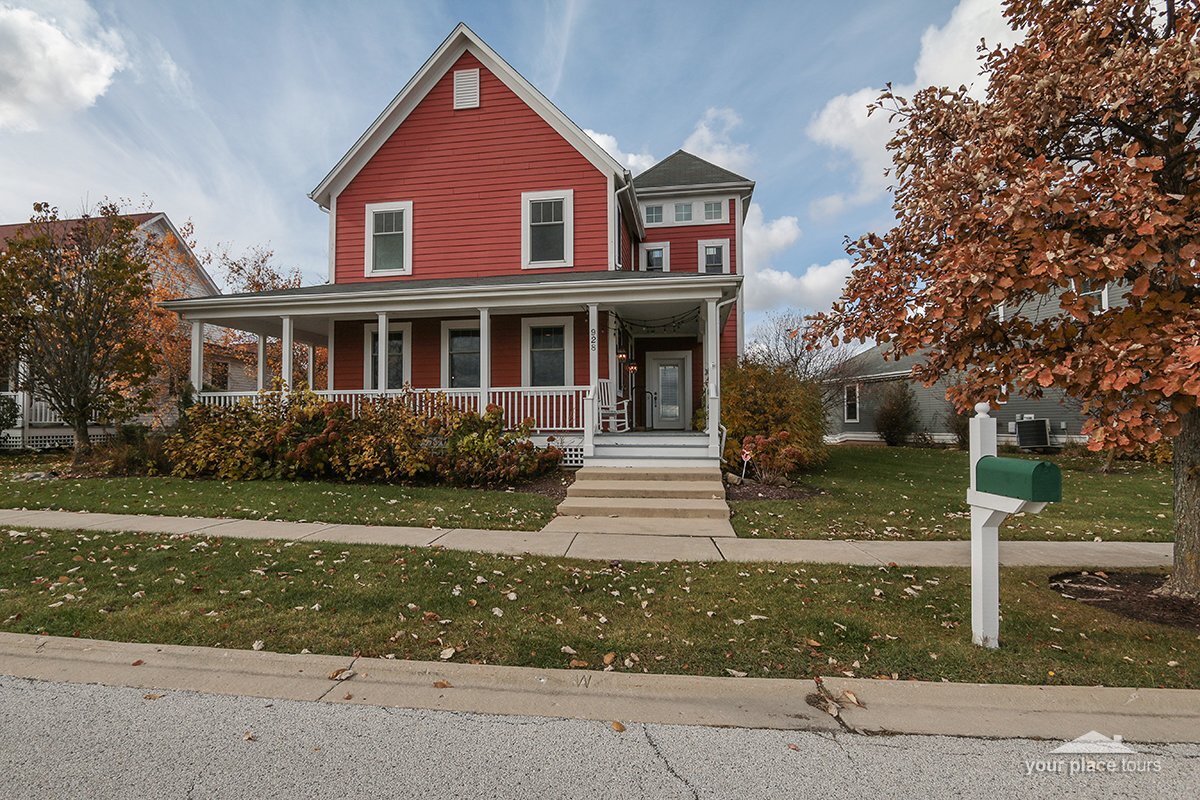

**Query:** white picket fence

left=196, top=386, right=590, bottom=432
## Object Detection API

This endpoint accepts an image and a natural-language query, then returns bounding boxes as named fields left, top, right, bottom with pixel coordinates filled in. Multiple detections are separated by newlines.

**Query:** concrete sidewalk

left=0, top=507, right=1175, bottom=567
left=1, top=631, right=1197, bottom=742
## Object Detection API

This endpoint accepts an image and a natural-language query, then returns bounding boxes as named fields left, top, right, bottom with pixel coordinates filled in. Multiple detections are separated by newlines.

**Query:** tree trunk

left=1160, top=408, right=1200, bottom=598
left=71, top=417, right=92, bottom=467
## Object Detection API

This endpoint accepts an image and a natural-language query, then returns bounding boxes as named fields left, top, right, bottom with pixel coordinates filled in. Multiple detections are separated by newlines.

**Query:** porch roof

left=161, top=270, right=741, bottom=323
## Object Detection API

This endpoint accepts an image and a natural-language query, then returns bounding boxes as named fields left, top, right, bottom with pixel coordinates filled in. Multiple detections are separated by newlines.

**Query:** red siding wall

left=641, top=198, right=737, bottom=274
left=721, top=303, right=738, bottom=366
left=334, top=52, right=610, bottom=283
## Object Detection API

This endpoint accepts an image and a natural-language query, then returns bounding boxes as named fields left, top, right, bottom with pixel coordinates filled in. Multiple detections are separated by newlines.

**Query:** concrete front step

left=575, top=467, right=722, bottom=482
left=556, top=496, right=730, bottom=520
left=593, top=433, right=710, bottom=446
left=567, top=480, right=725, bottom=500
left=542, top=515, right=737, bottom=538
left=581, top=456, right=721, bottom=469
left=592, top=445, right=711, bottom=459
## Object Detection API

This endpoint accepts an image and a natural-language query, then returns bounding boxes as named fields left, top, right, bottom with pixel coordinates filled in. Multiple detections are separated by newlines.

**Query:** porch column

left=478, top=307, right=491, bottom=412
left=705, top=298, right=720, bottom=457
left=376, top=312, right=388, bottom=392
left=326, top=320, right=335, bottom=391
left=584, top=303, right=599, bottom=456
left=189, top=319, right=203, bottom=393
left=255, top=334, right=267, bottom=390
left=305, top=344, right=314, bottom=388
left=281, top=315, right=294, bottom=389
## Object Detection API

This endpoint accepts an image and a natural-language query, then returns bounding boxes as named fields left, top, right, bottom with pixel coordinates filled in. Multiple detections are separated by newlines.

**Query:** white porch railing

left=196, top=386, right=589, bottom=432
left=1, top=392, right=83, bottom=427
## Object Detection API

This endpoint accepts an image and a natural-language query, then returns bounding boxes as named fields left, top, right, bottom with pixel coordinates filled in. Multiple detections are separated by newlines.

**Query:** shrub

left=945, top=404, right=971, bottom=450
left=874, top=382, right=921, bottom=446
left=721, top=358, right=826, bottom=470
left=0, top=393, right=17, bottom=431
left=740, top=432, right=805, bottom=485
left=166, top=390, right=560, bottom=486
left=94, top=424, right=171, bottom=476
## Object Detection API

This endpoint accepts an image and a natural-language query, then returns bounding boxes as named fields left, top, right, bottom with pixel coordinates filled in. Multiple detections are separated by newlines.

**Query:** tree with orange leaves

left=808, top=0, right=1200, bottom=595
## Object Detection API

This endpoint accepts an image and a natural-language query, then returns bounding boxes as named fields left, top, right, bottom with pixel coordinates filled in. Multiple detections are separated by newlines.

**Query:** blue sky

left=0, top=0, right=1018, bottom=335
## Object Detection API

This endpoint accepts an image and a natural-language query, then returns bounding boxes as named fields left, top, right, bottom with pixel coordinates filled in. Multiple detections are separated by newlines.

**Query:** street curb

left=0, top=632, right=1196, bottom=742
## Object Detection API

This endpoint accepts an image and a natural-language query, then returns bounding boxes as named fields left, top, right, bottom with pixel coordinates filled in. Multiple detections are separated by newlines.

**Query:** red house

left=164, top=24, right=750, bottom=467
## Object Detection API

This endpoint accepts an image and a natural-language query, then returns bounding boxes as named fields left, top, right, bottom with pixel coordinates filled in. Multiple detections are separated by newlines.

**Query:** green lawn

left=0, top=526, right=1193, bottom=688
left=731, top=447, right=1173, bottom=542
left=0, top=456, right=558, bottom=532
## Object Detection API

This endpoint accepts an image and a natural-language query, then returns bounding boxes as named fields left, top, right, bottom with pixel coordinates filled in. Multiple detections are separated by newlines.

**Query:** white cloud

left=683, top=107, right=753, bottom=175
left=807, top=0, right=1019, bottom=216
left=746, top=257, right=854, bottom=315
left=0, top=1, right=127, bottom=132
left=584, top=128, right=656, bottom=174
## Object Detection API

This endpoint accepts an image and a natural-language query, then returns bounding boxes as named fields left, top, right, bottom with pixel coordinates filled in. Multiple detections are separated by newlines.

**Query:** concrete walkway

left=2, top=631, right=1197, bottom=742
left=0, top=507, right=1174, bottom=567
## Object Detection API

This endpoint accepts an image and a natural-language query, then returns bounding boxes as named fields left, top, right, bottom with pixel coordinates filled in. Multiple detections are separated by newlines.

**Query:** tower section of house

left=163, top=23, right=748, bottom=467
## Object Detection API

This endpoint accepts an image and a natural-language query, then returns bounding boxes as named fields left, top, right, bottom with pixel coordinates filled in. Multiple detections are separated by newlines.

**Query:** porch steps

left=585, top=431, right=718, bottom=470
left=549, top=466, right=735, bottom=538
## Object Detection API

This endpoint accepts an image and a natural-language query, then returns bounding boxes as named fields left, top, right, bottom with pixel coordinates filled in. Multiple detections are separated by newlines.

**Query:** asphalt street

left=0, top=675, right=1195, bottom=799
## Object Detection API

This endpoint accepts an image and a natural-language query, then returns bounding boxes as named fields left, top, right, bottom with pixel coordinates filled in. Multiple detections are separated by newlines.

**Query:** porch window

left=844, top=384, right=859, bottom=423
left=522, top=190, right=574, bottom=268
left=674, top=202, right=693, bottom=222
left=640, top=242, right=669, bottom=272
left=698, top=238, right=730, bottom=274
left=644, top=205, right=662, bottom=224
left=368, top=327, right=407, bottom=390
left=364, top=200, right=413, bottom=276
left=521, top=316, right=574, bottom=387
left=447, top=329, right=480, bottom=387
left=704, top=201, right=723, bottom=221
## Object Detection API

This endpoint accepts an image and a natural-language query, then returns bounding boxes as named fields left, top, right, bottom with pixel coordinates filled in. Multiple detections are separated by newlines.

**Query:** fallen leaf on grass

left=725, top=669, right=747, bottom=678
left=433, top=680, right=453, bottom=689
left=439, top=647, right=456, bottom=661
left=560, top=645, right=577, bottom=655
left=602, top=652, right=616, bottom=666
left=805, top=639, right=822, bottom=648
left=611, top=721, right=626, bottom=732
left=252, top=640, right=264, bottom=651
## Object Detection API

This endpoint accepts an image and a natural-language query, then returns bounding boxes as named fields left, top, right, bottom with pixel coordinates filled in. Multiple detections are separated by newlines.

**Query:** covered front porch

left=165, top=272, right=740, bottom=467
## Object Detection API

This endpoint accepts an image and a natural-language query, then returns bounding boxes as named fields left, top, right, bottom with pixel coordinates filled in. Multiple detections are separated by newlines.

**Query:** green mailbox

left=975, top=456, right=1062, bottom=502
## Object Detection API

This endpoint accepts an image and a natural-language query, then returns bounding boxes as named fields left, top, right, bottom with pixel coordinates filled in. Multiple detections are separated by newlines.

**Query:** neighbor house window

left=704, top=201, right=723, bottom=221
left=521, top=190, right=574, bottom=268
left=844, top=384, right=859, bottom=423
left=441, top=321, right=482, bottom=388
left=364, top=322, right=412, bottom=390
left=521, top=317, right=574, bottom=387
left=640, top=242, right=669, bottom=272
left=674, top=202, right=693, bottom=222
left=364, top=200, right=414, bottom=276
left=644, top=205, right=662, bottom=224
left=698, top=238, right=730, bottom=274
left=1073, top=278, right=1110, bottom=312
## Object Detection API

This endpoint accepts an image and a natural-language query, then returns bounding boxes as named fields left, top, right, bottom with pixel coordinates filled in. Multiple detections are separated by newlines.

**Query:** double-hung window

left=364, top=201, right=413, bottom=276
left=844, top=384, right=859, bottom=423
left=522, top=190, right=574, bottom=268
left=522, top=317, right=574, bottom=387
left=698, top=238, right=730, bottom=274
left=441, top=322, right=482, bottom=388
left=640, top=242, right=669, bottom=272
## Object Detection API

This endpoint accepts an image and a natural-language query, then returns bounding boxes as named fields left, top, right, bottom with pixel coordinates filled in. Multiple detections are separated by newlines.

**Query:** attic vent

left=453, top=69, right=480, bottom=109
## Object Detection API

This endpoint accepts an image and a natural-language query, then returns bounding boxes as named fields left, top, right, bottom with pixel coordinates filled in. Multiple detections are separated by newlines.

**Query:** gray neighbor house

left=827, top=279, right=1131, bottom=447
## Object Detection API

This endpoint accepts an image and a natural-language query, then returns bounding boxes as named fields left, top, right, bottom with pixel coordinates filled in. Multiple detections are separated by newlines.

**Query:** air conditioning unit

left=1015, top=418, right=1055, bottom=450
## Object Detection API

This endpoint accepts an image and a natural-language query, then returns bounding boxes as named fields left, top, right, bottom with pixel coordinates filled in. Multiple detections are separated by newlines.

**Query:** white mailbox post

left=967, top=402, right=1062, bottom=648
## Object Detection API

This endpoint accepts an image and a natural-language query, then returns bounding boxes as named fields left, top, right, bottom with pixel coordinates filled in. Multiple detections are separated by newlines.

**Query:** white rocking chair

left=596, top=378, right=630, bottom=432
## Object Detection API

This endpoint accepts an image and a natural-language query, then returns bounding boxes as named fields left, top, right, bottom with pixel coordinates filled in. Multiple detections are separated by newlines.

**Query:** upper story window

left=364, top=200, right=413, bottom=276
left=640, top=242, right=669, bottom=272
left=644, top=205, right=662, bottom=224
left=521, top=190, right=574, bottom=268
left=704, top=201, right=723, bottom=221
left=698, top=238, right=730, bottom=274
left=844, top=384, right=859, bottom=423
left=522, top=316, right=575, bottom=387
left=674, top=202, right=693, bottom=222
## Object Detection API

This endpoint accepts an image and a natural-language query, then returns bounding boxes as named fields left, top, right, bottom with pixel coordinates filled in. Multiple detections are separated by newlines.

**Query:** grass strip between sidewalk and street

left=0, top=526, right=1193, bottom=689
left=731, top=446, right=1173, bottom=542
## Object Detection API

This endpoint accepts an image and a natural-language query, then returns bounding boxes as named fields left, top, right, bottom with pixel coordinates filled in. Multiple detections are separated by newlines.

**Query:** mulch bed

left=725, top=480, right=819, bottom=502
left=509, top=470, right=575, bottom=502
left=1049, top=571, right=1200, bottom=632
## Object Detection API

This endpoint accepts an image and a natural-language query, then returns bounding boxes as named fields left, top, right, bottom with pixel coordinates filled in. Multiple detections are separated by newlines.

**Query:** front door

left=646, top=354, right=688, bottom=430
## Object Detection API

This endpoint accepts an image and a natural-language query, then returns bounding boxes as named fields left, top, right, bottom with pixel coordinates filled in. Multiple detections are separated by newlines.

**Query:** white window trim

left=520, top=315, right=575, bottom=387
left=844, top=383, right=860, bottom=423
left=642, top=196, right=730, bottom=228
left=521, top=189, right=574, bottom=269
left=638, top=241, right=670, bottom=272
left=362, top=320, right=413, bottom=389
left=698, top=238, right=732, bottom=274
left=364, top=200, right=414, bottom=277
left=440, top=319, right=482, bottom=388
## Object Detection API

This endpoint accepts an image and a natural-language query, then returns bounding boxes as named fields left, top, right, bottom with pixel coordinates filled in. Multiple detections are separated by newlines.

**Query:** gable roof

left=633, top=150, right=753, bottom=192
left=0, top=212, right=157, bottom=248
left=309, top=23, right=628, bottom=209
